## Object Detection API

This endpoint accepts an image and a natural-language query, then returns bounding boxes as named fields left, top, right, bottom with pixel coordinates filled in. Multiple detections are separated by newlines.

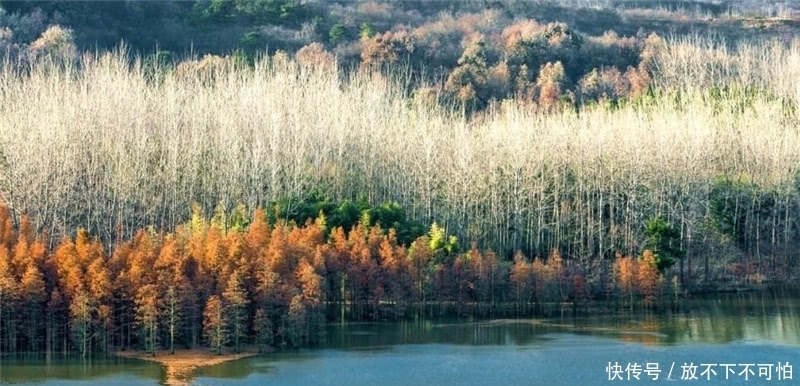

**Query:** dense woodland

left=0, top=0, right=800, bottom=355
left=0, top=202, right=666, bottom=355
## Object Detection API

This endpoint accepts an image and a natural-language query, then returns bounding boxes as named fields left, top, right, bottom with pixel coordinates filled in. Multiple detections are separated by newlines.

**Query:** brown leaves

left=530, top=250, right=566, bottom=303
left=0, top=200, right=677, bottom=354
left=360, top=30, right=415, bottom=67
left=637, top=250, right=660, bottom=304
left=613, top=250, right=662, bottom=307
left=510, top=251, right=531, bottom=300
left=203, top=295, right=226, bottom=354
left=296, top=43, right=336, bottom=71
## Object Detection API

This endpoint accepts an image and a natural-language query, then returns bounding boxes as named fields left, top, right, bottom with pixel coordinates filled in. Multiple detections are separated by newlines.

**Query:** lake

left=2, top=291, right=798, bottom=385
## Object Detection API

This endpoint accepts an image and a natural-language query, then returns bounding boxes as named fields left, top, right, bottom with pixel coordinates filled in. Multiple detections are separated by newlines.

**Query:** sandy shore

left=115, top=349, right=259, bottom=366
left=114, top=349, right=260, bottom=386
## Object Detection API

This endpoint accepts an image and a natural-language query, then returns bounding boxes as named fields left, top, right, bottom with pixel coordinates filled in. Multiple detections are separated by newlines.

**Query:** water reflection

left=324, top=290, right=800, bottom=348
left=1, top=291, right=799, bottom=385
left=0, top=355, right=162, bottom=384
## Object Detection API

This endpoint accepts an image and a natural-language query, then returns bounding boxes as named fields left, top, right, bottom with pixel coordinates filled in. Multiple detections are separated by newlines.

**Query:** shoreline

left=114, top=349, right=261, bottom=386
left=113, top=349, right=260, bottom=367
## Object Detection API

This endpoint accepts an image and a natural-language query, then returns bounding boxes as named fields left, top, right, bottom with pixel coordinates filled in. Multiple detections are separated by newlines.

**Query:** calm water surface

left=3, top=291, right=799, bottom=385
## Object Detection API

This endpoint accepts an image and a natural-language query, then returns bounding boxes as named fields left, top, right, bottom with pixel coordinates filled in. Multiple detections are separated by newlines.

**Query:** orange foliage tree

left=510, top=251, right=532, bottom=307
left=637, top=250, right=660, bottom=306
left=614, top=253, right=638, bottom=310
left=222, top=269, right=249, bottom=354
left=203, top=295, right=226, bottom=355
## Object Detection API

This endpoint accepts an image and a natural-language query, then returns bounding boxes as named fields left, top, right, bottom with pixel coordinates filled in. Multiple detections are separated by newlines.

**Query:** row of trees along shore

left=0, top=202, right=671, bottom=356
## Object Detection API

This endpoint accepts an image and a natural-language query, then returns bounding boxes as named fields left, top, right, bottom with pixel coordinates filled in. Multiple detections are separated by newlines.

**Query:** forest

left=0, top=202, right=667, bottom=355
left=0, top=0, right=799, bottom=355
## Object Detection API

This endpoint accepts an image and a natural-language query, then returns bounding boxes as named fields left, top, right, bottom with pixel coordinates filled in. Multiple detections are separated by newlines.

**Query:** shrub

left=444, top=35, right=489, bottom=106
left=296, top=42, right=335, bottom=70
left=360, top=29, right=415, bottom=67
left=580, top=31, right=643, bottom=73
left=502, top=21, right=583, bottom=85
left=328, top=23, right=347, bottom=45
left=27, top=25, right=76, bottom=63
left=536, top=61, right=566, bottom=110
left=578, top=66, right=631, bottom=103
